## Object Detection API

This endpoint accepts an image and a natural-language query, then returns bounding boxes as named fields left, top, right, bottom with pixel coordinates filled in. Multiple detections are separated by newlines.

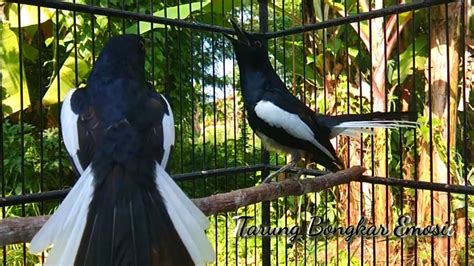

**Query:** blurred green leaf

left=202, top=0, right=241, bottom=14
left=42, top=54, right=90, bottom=105
left=326, top=38, right=343, bottom=56
left=389, top=37, right=427, bottom=85
left=271, top=40, right=316, bottom=81
left=21, top=41, right=38, bottom=61
left=0, top=23, right=31, bottom=117
left=452, top=194, right=466, bottom=211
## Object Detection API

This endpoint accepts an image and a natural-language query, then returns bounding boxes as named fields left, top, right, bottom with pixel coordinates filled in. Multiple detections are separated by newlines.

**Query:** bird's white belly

left=256, top=131, right=295, bottom=154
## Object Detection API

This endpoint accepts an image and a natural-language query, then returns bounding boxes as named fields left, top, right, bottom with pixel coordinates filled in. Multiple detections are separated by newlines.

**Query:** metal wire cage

left=0, top=0, right=472, bottom=265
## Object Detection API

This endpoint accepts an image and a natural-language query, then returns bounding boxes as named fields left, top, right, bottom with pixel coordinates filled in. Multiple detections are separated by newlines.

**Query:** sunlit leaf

left=0, top=23, right=31, bottom=117
left=126, top=1, right=211, bottom=34
left=5, top=4, right=55, bottom=28
left=315, top=54, right=325, bottom=72
left=348, top=47, right=359, bottom=58
left=42, top=55, right=91, bottom=105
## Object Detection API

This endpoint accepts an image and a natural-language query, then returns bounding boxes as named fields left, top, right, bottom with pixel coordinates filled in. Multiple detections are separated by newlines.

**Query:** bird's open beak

left=224, top=18, right=251, bottom=46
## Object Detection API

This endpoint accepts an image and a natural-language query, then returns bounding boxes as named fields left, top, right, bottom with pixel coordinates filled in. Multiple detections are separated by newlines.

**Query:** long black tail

left=317, top=111, right=418, bottom=139
left=330, top=111, right=416, bottom=124
left=75, top=159, right=193, bottom=265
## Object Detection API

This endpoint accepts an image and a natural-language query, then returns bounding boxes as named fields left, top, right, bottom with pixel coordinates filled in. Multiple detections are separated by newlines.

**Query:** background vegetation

left=0, top=0, right=472, bottom=264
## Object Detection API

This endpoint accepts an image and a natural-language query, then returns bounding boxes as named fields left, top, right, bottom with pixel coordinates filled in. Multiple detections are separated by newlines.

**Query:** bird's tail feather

left=155, top=164, right=215, bottom=266
left=29, top=163, right=214, bottom=266
left=327, top=112, right=418, bottom=138
left=29, top=166, right=95, bottom=265
left=330, top=111, right=416, bottom=123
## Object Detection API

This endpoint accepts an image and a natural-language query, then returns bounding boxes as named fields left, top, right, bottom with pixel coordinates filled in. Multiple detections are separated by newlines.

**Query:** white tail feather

left=332, top=120, right=417, bottom=138
left=155, top=166, right=208, bottom=229
left=155, top=164, right=215, bottom=266
left=29, top=166, right=95, bottom=265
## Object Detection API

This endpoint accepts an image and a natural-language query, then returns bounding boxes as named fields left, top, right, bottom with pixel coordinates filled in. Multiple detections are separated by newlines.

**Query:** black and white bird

left=225, top=20, right=417, bottom=182
left=29, top=35, right=214, bottom=265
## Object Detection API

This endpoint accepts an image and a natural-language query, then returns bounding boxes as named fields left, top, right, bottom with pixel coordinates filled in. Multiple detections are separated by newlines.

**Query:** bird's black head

left=90, top=34, right=146, bottom=82
left=224, top=19, right=269, bottom=68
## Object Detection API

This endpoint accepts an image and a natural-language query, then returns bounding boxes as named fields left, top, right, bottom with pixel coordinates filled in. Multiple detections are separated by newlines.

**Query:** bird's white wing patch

left=254, top=100, right=335, bottom=160
left=61, top=88, right=84, bottom=174
left=29, top=166, right=95, bottom=265
left=160, top=95, right=175, bottom=168
left=155, top=163, right=214, bottom=266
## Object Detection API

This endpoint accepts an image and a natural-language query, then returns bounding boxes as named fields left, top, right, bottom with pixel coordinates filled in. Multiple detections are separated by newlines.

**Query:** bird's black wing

left=61, top=89, right=174, bottom=175
left=61, top=88, right=103, bottom=176
left=144, top=92, right=175, bottom=169
left=250, top=79, right=341, bottom=170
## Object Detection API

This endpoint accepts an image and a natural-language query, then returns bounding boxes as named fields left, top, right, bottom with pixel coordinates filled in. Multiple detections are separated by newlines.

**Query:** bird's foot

left=288, top=169, right=303, bottom=181
left=262, top=174, right=276, bottom=184
left=295, top=162, right=317, bottom=179
left=261, top=161, right=297, bottom=184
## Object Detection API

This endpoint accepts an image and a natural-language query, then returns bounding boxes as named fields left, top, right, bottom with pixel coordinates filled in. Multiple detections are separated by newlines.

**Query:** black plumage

left=29, top=35, right=214, bottom=266
left=225, top=20, right=416, bottom=181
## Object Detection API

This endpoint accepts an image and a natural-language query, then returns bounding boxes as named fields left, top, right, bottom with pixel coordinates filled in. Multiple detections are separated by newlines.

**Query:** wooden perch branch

left=195, top=166, right=365, bottom=215
left=0, top=166, right=365, bottom=246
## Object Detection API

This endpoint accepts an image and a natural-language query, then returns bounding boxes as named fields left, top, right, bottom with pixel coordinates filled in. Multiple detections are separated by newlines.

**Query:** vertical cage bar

left=427, top=5, right=434, bottom=265
left=257, top=0, right=271, bottom=265
left=444, top=2, right=451, bottom=264
left=411, top=6, right=418, bottom=264
left=382, top=1, right=390, bottom=263
left=395, top=3, right=403, bottom=265
left=367, top=0, right=376, bottom=265
left=460, top=0, right=469, bottom=263
left=230, top=2, right=238, bottom=265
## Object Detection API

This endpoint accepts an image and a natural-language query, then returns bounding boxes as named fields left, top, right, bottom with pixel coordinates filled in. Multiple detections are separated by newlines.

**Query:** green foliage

left=4, top=4, right=54, bottom=28
left=387, top=37, right=428, bottom=86
left=127, top=1, right=211, bottom=34
left=0, top=23, right=30, bottom=116
left=42, top=54, right=91, bottom=105
left=2, top=120, right=74, bottom=202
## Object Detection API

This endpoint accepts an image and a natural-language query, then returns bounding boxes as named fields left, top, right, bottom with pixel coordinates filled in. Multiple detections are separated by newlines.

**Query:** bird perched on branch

left=225, top=19, right=417, bottom=182
left=29, top=34, right=214, bottom=266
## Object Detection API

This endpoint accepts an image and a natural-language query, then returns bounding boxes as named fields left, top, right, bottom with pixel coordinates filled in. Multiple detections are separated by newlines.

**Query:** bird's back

left=30, top=34, right=214, bottom=266
left=69, top=83, right=195, bottom=265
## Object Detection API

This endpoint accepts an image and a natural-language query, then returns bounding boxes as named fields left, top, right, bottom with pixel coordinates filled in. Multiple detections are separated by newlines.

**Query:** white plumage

left=155, top=164, right=215, bottom=266
left=331, top=120, right=418, bottom=138
left=254, top=100, right=335, bottom=160
left=60, top=88, right=83, bottom=174
left=160, top=95, right=175, bottom=168
left=29, top=166, right=95, bottom=265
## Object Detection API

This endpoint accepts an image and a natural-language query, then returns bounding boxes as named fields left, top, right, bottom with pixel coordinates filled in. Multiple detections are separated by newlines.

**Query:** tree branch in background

left=0, top=166, right=365, bottom=246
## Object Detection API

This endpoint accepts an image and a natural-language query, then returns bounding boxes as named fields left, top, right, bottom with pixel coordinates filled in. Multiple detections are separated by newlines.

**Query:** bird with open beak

left=225, top=19, right=417, bottom=182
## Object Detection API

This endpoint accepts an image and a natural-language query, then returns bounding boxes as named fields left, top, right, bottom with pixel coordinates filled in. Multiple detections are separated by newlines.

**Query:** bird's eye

left=254, top=41, right=262, bottom=48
